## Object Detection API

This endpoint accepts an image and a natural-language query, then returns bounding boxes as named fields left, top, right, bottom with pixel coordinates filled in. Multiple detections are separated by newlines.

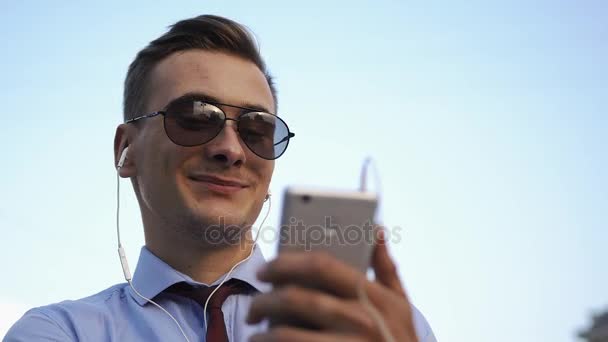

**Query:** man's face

left=130, top=50, right=275, bottom=236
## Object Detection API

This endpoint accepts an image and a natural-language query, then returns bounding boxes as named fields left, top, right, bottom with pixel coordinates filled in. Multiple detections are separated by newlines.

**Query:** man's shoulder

left=4, top=283, right=130, bottom=341
left=37, top=282, right=129, bottom=315
left=411, top=304, right=437, bottom=342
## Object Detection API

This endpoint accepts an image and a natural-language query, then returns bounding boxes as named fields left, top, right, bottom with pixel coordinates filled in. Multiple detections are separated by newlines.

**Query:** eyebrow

left=167, top=92, right=275, bottom=115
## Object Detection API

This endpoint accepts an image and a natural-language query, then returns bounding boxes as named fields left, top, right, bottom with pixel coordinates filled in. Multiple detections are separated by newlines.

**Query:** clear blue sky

left=1, top=1, right=606, bottom=341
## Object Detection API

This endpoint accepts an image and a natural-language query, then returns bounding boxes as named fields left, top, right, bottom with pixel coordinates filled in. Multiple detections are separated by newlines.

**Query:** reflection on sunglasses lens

left=164, top=100, right=291, bottom=160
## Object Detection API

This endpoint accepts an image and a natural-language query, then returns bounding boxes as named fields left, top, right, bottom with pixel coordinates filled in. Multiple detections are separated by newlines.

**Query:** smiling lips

left=188, top=174, right=249, bottom=194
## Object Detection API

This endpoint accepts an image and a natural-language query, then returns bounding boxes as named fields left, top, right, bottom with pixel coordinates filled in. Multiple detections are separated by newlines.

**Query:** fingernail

left=377, top=228, right=386, bottom=243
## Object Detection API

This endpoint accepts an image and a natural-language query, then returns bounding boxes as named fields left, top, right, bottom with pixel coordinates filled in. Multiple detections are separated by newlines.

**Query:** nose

left=203, top=120, right=246, bottom=167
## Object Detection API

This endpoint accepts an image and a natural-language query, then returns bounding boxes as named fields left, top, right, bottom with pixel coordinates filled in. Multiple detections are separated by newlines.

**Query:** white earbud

left=117, top=146, right=129, bottom=169
left=265, top=190, right=272, bottom=201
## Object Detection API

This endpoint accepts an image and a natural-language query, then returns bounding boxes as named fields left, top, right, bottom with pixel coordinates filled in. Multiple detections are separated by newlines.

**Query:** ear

left=114, top=124, right=137, bottom=178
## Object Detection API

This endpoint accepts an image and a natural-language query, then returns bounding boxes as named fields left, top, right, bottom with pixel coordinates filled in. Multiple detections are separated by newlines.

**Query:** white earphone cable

left=202, top=194, right=271, bottom=330
left=117, top=157, right=271, bottom=341
left=358, top=157, right=396, bottom=342
left=117, top=153, right=388, bottom=340
left=116, top=166, right=191, bottom=342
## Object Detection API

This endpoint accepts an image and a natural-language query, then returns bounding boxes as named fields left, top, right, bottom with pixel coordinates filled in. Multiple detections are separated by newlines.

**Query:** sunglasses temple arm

left=274, top=136, right=289, bottom=146
left=273, top=133, right=295, bottom=146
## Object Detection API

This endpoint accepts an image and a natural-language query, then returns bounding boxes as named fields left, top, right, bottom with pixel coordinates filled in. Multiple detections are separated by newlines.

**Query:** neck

left=145, top=225, right=255, bottom=284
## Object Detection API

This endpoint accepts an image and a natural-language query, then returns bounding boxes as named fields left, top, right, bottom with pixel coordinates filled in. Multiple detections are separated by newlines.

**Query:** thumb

left=372, top=228, right=406, bottom=297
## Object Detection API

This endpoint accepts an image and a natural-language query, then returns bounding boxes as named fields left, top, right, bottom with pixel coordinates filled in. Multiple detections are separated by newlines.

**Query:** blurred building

left=580, top=310, right=608, bottom=342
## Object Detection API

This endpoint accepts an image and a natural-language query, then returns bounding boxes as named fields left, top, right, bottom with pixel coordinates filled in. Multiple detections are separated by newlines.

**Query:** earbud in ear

left=117, top=146, right=129, bottom=169
left=264, top=190, right=272, bottom=202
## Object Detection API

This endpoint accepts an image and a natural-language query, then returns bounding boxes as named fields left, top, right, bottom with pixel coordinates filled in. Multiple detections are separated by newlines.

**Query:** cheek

left=139, top=153, right=175, bottom=208
left=254, top=160, right=274, bottom=195
left=138, top=134, right=187, bottom=208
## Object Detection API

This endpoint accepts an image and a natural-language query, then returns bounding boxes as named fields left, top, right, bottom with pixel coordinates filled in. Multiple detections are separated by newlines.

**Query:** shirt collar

left=129, top=245, right=271, bottom=306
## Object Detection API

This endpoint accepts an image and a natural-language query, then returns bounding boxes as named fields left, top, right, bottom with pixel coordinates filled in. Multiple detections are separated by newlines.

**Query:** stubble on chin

left=160, top=205, right=253, bottom=249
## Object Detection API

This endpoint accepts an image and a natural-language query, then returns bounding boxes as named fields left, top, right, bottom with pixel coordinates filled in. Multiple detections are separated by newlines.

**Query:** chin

left=189, top=206, right=253, bottom=247
left=191, top=196, right=252, bottom=226
left=178, top=179, right=260, bottom=232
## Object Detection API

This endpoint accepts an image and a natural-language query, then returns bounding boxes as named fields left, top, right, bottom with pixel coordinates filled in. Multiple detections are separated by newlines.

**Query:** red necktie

left=166, top=278, right=255, bottom=342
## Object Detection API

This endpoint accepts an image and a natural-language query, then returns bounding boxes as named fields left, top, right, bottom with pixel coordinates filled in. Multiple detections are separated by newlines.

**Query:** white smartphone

left=278, top=186, right=379, bottom=273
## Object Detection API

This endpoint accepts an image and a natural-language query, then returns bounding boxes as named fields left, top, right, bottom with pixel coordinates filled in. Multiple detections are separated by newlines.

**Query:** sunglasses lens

left=164, top=100, right=225, bottom=146
left=238, top=112, right=290, bottom=160
left=161, top=99, right=292, bottom=159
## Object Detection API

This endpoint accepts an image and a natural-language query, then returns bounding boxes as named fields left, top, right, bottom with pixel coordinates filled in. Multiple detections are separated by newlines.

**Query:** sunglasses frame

left=125, top=99, right=295, bottom=160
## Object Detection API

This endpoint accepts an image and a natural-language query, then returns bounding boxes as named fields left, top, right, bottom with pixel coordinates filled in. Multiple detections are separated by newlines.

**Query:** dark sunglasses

left=125, top=96, right=295, bottom=160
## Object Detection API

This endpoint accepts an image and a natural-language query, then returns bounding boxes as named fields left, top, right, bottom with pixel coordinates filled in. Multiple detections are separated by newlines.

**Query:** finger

left=250, top=326, right=365, bottom=342
left=257, top=251, right=371, bottom=299
left=372, top=228, right=406, bottom=297
left=247, top=285, right=375, bottom=334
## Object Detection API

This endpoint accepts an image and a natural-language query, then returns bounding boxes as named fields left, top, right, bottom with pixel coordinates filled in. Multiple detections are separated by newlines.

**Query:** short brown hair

left=123, top=15, right=276, bottom=121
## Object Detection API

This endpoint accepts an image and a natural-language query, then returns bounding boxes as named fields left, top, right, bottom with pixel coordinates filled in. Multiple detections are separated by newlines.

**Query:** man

left=5, top=15, right=435, bottom=341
